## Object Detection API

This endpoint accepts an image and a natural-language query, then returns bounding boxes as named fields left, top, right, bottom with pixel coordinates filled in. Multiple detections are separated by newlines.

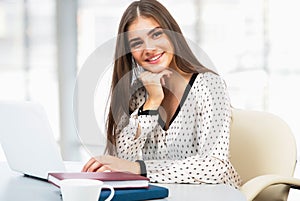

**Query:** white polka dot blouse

left=114, top=72, right=242, bottom=189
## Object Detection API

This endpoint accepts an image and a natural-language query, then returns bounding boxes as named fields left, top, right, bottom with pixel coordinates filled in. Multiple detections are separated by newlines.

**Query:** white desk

left=0, top=162, right=246, bottom=201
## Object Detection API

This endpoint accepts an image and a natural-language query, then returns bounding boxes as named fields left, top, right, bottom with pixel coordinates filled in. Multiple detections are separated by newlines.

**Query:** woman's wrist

left=143, top=98, right=161, bottom=111
left=138, top=101, right=159, bottom=116
left=135, top=160, right=147, bottom=177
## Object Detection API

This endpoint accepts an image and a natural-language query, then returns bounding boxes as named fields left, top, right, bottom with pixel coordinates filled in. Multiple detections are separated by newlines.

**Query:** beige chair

left=230, top=108, right=300, bottom=201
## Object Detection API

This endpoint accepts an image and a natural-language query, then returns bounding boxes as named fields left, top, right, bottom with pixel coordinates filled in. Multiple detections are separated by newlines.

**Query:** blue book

left=99, top=184, right=169, bottom=201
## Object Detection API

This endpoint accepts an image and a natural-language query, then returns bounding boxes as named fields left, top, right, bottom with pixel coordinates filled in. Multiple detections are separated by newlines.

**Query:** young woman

left=82, top=0, right=241, bottom=188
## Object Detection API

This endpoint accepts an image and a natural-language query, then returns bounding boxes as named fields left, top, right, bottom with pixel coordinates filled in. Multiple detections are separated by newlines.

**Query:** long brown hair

left=105, top=0, right=215, bottom=155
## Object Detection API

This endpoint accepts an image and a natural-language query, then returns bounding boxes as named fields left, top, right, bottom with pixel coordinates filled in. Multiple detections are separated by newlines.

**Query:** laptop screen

left=0, top=102, right=66, bottom=179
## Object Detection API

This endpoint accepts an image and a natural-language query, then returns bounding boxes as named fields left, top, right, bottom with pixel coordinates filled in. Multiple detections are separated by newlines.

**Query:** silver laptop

left=0, top=101, right=81, bottom=180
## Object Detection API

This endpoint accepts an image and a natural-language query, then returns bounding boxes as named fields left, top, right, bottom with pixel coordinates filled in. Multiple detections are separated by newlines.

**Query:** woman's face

left=127, top=16, right=174, bottom=73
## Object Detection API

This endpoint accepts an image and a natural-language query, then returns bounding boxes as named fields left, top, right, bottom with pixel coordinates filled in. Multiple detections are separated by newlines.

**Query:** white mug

left=60, top=179, right=115, bottom=201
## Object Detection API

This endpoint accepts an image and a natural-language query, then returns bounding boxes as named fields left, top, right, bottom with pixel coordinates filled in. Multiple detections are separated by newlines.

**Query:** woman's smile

left=145, top=52, right=164, bottom=64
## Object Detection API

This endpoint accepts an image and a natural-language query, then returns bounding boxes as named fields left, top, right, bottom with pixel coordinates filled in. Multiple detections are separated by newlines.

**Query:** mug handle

left=102, top=184, right=115, bottom=201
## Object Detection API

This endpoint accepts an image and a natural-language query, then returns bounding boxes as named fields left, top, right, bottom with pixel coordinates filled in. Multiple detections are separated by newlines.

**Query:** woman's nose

left=143, top=38, right=156, bottom=51
left=143, top=44, right=156, bottom=58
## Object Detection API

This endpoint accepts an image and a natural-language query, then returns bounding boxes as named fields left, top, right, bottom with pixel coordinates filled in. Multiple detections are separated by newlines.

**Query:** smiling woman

left=82, top=0, right=241, bottom=189
left=128, top=23, right=174, bottom=72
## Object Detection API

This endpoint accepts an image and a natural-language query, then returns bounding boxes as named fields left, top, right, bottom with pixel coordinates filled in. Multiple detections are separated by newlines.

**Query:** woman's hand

left=81, top=155, right=140, bottom=174
left=139, top=69, right=172, bottom=110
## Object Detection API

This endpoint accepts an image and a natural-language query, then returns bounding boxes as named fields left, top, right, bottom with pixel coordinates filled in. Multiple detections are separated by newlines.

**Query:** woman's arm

left=114, top=108, right=160, bottom=161
left=114, top=70, right=172, bottom=160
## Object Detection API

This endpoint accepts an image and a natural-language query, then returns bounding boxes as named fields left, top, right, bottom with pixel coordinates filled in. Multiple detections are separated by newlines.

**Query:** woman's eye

left=130, top=41, right=143, bottom=49
left=152, top=30, right=163, bottom=39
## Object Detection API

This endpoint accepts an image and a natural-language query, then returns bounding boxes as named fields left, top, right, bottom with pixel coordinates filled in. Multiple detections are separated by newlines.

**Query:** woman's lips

left=145, top=53, right=164, bottom=64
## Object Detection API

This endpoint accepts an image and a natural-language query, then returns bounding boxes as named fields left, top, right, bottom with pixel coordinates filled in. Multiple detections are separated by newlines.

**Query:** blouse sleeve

left=114, top=88, right=160, bottom=161
left=144, top=74, right=241, bottom=188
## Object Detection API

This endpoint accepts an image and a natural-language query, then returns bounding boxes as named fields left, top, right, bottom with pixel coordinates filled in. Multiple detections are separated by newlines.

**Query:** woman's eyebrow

left=128, top=26, right=162, bottom=44
left=147, top=26, right=162, bottom=36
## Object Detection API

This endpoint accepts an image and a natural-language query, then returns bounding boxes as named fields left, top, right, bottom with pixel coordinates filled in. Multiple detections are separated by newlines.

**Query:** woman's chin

left=146, top=66, right=169, bottom=73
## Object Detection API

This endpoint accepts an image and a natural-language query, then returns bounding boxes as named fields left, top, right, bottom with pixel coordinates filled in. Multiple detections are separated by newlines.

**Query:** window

left=0, top=0, right=58, bottom=161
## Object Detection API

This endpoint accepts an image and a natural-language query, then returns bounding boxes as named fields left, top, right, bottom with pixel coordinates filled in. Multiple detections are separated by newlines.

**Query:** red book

left=47, top=172, right=149, bottom=189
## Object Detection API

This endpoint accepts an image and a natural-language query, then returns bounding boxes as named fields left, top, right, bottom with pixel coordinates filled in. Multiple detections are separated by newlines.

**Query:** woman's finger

left=160, top=77, right=165, bottom=86
left=86, top=161, right=103, bottom=172
left=81, top=157, right=97, bottom=172
left=95, top=165, right=113, bottom=172
left=139, top=69, right=172, bottom=84
left=158, top=69, right=173, bottom=78
left=158, top=69, right=172, bottom=85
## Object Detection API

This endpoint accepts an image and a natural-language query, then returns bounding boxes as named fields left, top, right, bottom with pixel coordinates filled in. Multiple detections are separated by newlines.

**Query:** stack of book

left=47, top=171, right=169, bottom=201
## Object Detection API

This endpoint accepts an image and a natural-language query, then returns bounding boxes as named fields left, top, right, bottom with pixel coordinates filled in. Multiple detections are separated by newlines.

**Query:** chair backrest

left=230, top=109, right=297, bottom=201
